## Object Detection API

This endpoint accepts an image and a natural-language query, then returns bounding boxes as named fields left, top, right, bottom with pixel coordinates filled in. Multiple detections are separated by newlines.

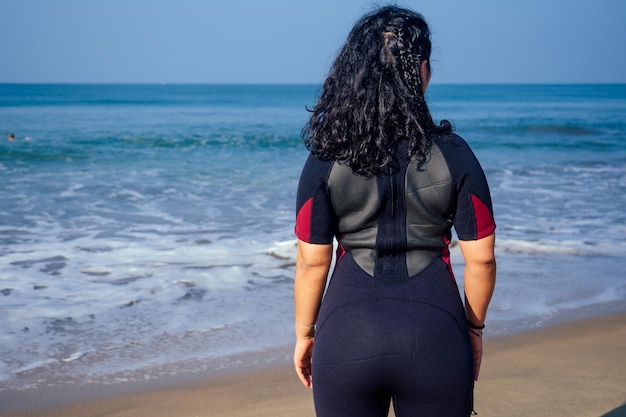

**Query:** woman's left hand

left=294, top=337, right=315, bottom=388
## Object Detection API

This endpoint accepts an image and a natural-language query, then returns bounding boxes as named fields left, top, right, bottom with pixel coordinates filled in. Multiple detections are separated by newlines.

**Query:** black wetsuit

left=295, top=133, right=496, bottom=417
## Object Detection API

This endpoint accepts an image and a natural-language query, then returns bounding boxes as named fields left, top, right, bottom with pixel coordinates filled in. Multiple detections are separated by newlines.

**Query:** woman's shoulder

left=432, top=131, right=470, bottom=150
left=300, top=152, right=337, bottom=181
left=304, top=152, right=337, bottom=168
left=431, top=131, right=483, bottom=172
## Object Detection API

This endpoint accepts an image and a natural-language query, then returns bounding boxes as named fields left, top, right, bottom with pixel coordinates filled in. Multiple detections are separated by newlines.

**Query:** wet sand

left=2, top=312, right=625, bottom=417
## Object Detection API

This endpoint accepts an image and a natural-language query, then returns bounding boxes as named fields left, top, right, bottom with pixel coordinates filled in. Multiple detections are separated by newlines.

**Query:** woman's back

left=295, top=132, right=495, bottom=284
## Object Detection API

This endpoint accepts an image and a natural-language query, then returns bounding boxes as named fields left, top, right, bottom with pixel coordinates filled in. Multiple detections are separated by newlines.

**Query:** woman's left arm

left=293, top=239, right=333, bottom=388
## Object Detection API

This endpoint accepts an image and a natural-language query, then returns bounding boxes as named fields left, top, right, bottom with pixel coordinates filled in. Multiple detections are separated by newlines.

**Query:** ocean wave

left=524, top=125, right=599, bottom=135
left=473, top=134, right=622, bottom=151
left=468, top=124, right=604, bottom=137
left=0, top=84, right=319, bottom=108
left=495, top=238, right=621, bottom=257
left=0, top=146, right=89, bottom=162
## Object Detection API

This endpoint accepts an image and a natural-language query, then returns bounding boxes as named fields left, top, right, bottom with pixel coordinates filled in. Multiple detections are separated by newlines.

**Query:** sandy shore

left=2, top=312, right=625, bottom=417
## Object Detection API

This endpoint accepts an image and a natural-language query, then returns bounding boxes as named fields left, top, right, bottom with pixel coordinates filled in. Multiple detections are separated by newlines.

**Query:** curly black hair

left=302, top=5, right=452, bottom=176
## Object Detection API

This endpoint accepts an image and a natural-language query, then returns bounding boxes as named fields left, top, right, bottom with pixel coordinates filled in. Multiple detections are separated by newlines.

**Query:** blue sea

left=1, top=84, right=625, bottom=392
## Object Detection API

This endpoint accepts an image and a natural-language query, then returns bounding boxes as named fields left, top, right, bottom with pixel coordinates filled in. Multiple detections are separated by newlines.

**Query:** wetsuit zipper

left=376, top=146, right=405, bottom=281
left=388, top=162, right=395, bottom=217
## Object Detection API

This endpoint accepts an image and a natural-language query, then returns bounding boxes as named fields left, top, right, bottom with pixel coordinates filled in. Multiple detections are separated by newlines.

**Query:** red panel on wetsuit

left=295, top=197, right=314, bottom=242
left=441, top=234, right=455, bottom=281
left=471, top=194, right=496, bottom=239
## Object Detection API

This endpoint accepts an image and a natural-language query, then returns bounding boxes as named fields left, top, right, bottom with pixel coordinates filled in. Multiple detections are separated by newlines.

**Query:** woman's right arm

left=458, top=233, right=496, bottom=380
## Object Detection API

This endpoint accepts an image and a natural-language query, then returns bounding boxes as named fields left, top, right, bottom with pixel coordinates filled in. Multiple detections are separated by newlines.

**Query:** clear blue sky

left=1, top=0, right=625, bottom=84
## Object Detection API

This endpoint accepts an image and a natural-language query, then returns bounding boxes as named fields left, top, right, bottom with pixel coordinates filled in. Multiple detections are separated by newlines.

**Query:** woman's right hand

left=469, top=329, right=483, bottom=380
left=294, top=337, right=315, bottom=388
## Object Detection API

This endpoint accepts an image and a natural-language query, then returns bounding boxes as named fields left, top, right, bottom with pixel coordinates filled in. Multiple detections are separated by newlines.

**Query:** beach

left=1, top=83, right=625, bottom=414
left=2, top=312, right=624, bottom=417
left=2, top=84, right=625, bottom=390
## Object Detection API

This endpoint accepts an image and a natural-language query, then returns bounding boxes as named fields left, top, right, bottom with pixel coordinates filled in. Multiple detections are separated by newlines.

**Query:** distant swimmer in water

left=7, top=133, right=15, bottom=141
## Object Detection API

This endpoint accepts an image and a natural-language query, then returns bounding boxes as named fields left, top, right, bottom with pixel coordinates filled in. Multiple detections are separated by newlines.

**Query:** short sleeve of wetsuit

left=438, top=134, right=496, bottom=241
left=294, top=154, right=337, bottom=244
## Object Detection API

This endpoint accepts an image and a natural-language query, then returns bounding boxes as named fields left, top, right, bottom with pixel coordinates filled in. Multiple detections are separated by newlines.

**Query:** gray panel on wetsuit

left=327, top=143, right=453, bottom=279
left=405, top=143, right=454, bottom=276
left=328, top=163, right=380, bottom=275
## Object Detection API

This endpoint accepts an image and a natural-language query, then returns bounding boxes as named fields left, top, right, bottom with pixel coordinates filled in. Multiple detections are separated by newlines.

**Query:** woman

left=293, top=6, right=496, bottom=417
